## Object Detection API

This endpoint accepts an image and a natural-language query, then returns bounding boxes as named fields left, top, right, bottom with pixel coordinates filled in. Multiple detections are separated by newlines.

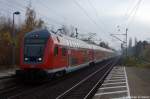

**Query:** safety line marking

left=108, top=73, right=123, bottom=76
left=110, top=73, right=124, bottom=74
left=105, top=79, right=126, bottom=82
left=124, top=66, right=131, bottom=99
left=111, top=76, right=125, bottom=78
left=112, top=75, right=125, bottom=76
left=99, top=86, right=126, bottom=90
left=111, top=77, right=125, bottom=79
left=112, top=71, right=124, bottom=72
left=95, top=90, right=127, bottom=96
left=102, top=82, right=126, bottom=86
left=111, top=70, right=124, bottom=72
left=109, top=74, right=124, bottom=76
left=106, top=75, right=124, bottom=78
left=108, top=74, right=125, bottom=76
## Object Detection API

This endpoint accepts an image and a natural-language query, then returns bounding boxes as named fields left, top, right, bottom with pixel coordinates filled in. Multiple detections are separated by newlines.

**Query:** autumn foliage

left=0, top=7, right=45, bottom=68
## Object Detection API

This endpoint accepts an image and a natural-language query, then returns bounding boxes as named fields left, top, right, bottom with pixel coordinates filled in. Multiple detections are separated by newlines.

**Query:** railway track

left=0, top=57, right=120, bottom=99
left=0, top=75, right=17, bottom=90
left=56, top=58, right=119, bottom=99
left=0, top=75, right=64, bottom=99
left=0, top=76, right=27, bottom=99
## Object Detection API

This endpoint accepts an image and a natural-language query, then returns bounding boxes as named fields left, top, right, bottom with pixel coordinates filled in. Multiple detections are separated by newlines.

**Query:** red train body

left=17, top=29, right=114, bottom=79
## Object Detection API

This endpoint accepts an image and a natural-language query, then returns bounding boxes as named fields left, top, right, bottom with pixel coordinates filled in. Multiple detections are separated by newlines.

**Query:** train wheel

left=54, top=70, right=66, bottom=77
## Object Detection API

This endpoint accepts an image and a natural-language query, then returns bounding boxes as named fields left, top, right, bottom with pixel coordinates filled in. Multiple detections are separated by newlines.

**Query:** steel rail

left=83, top=57, right=120, bottom=99
left=55, top=59, right=115, bottom=99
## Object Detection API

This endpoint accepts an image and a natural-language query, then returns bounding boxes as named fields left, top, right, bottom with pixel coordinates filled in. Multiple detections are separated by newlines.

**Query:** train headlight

left=38, top=57, right=42, bottom=61
left=25, top=58, right=28, bottom=61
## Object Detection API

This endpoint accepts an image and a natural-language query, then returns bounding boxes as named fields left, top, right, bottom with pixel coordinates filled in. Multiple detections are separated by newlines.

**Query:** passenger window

left=54, top=46, right=58, bottom=56
left=62, top=48, right=67, bottom=56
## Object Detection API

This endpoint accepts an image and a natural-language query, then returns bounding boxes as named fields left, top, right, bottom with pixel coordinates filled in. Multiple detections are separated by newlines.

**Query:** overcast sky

left=0, top=0, right=150, bottom=50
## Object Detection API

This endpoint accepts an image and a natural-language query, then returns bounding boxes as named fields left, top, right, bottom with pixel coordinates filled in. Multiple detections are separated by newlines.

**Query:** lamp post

left=12, top=11, right=20, bottom=65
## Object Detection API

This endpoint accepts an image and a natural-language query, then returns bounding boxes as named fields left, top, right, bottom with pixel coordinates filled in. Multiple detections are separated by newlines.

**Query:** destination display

left=25, top=39, right=47, bottom=44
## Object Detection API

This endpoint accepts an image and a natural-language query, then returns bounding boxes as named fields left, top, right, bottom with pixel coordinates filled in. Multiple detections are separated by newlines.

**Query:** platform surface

left=93, top=66, right=150, bottom=99
left=0, top=68, right=16, bottom=77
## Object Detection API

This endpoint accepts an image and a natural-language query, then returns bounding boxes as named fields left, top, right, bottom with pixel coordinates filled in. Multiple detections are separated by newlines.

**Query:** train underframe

left=15, top=61, right=96, bottom=82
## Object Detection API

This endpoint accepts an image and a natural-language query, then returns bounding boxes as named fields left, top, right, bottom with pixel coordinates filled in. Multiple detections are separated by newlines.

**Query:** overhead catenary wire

left=38, top=0, right=94, bottom=33
left=31, top=0, right=82, bottom=30
left=126, top=0, right=142, bottom=26
left=114, top=0, right=142, bottom=46
left=38, top=0, right=67, bottom=22
left=87, top=0, right=108, bottom=29
left=0, top=0, right=107, bottom=35
left=24, top=0, right=67, bottom=26
left=0, top=0, right=26, bottom=12
left=124, top=0, right=138, bottom=18
left=26, top=0, right=89, bottom=32
left=125, top=0, right=143, bottom=26
left=73, top=0, right=107, bottom=34
left=0, top=0, right=66, bottom=27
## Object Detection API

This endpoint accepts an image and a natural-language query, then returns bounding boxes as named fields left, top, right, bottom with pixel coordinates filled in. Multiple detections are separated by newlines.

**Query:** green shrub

left=123, top=56, right=150, bottom=68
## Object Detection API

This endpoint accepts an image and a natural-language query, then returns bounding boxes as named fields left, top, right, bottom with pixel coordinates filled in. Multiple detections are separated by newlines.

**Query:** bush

left=123, top=56, right=150, bottom=68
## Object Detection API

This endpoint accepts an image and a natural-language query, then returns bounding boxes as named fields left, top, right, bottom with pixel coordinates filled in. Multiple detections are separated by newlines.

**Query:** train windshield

left=24, top=38, right=47, bottom=63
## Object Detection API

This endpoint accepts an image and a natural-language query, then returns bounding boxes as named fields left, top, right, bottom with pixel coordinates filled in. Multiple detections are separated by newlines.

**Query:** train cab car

left=16, top=29, right=115, bottom=80
left=17, top=29, right=53, bottom=79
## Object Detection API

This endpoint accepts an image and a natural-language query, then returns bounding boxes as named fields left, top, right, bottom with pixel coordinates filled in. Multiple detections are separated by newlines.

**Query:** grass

left=123, top=56, right=150, bottom=68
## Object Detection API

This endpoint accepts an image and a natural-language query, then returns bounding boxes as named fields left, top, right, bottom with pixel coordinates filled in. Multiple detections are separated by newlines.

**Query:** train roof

left=50, top=29, right=114, bottom=53
left=25, top=29, right=114, bottom=53
left=24, top=29, right=50, bottom=39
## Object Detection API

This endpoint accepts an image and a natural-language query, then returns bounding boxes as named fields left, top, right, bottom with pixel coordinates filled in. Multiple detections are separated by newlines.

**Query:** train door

left=67, top=48, right=71, bottom=67
left=91, top=49, right=94, bottom=61
left=67, top=39, right=71, bottom=68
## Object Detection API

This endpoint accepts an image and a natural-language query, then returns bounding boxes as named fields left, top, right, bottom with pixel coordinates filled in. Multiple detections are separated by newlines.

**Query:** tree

left=143, top=45, right=150, bottom=61
left=36, top=18, right=45, bottom=29
left=70, top=25, right=75, bottom=37
left=128, top=38, right=132, bottom=48
left=0, top=16, right=14, bottom=65
left=134, top=37, right=138, bottom=46
left=19, top=6, right=46, bottom=46
left=0, top=5, right=47, bottom=66
left=21, top=6, right=46, bottom=34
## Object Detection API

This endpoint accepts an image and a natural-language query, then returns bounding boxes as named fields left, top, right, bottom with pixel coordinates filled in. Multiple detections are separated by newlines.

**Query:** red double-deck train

left=16, top=29, right=115, bottom=79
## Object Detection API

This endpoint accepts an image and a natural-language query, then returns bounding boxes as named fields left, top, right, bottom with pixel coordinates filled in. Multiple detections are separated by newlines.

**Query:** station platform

left=0, top=68, right=16, bottom=78
left=93, top=66, right=150, bottom=99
